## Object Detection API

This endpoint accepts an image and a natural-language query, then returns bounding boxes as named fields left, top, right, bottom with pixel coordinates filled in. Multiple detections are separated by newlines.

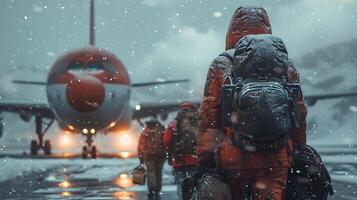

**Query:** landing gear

left=82, top=135, right=97, bottom=159
left=44, top=140, right=52, bottom=155
left=30, top=140, right=38, bottom=155
left=30, top=116, right=54, bottom=156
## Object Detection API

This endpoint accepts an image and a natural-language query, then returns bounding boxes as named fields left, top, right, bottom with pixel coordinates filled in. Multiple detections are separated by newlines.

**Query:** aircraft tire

left=44, top=140, right=52, bottom=155
left=82, top=146, right=88, bottom=159
left=91, top=146, right=97, bottom=159
left=30, top=140, right=38, bottom=155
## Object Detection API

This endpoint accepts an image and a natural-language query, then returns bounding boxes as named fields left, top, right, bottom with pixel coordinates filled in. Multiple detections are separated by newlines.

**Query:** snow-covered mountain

left=295, top=39, right=357, bottom=145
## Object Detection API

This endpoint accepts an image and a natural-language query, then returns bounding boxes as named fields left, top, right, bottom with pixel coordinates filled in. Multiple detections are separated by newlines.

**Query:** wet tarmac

left=0, top=156, right=356, bottom=200
left=0, top=158, right=176, bottom=200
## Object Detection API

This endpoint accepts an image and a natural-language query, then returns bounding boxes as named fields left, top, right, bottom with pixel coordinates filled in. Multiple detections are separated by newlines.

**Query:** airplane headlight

left=83, top=128, right=88, bottom=134
left=119, top=134, right=131, bottom=146
left=135, top=105, right=141, bottom=111
left=90, top=129, right=96, bottom=134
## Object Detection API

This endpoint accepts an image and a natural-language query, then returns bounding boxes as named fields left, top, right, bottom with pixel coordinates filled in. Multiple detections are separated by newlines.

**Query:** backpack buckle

left=257, top=74, right=268, bottom=80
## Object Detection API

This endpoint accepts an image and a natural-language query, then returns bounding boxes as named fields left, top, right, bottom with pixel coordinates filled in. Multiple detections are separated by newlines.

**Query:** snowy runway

left=0, top=158, right=177, bottom=200
left=0, top=154, right=356, bottom=200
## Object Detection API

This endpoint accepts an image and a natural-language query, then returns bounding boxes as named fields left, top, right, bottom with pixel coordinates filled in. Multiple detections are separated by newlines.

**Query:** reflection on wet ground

left=0, top=159, right=176, bottom=199
left=0, top=157, right=356, bottom=199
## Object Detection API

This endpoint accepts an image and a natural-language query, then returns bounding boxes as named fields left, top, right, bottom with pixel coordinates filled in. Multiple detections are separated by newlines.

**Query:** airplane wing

left=12, top=80, right=46, bottom=85
left=132, top=79, right=189, bottom=87
left=304, top=91, right=357, bottom=106
left=0, top=101, right=54, bottom=118
left=133, top=91, right=357, bottom=119
left=13, top=79, right=190, bottom=87
left=132, top=100, right=200, bottom=119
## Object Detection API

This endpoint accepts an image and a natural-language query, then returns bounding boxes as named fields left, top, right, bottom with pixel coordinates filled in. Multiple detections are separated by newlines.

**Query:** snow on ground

left=0, top=157, right=62, bottom=182
left=0, top=157, right=176, bottom=190
left=322, top=154, right=357, bottom=184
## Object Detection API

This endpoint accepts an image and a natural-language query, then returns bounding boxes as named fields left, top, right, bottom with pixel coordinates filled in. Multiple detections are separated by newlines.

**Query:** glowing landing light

left=90, top=128, right=96, bottom=134
left=60, top=134, right=72, bottom=146
left=59, top=181, right=71, bottom=188
left=135, top=104, right=141, bottom=111
left=119, top=134, right=131, bottom=146
left=120, top=151, right=130, bottom=158
left=83, top=128, right=88, bottom=134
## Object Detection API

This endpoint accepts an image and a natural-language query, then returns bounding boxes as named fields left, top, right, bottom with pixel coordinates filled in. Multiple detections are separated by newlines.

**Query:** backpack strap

left=219, top=49, right=235, bottom=65
left=219, top=49, right=239, bottom=82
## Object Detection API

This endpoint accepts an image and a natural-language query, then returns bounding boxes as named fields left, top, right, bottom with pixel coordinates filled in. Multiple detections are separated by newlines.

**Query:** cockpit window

left=67, top=62, right=82, bottom=71
left=67, top=62, right=104, bottom=73
left=86, top=63, right=103, bottom=71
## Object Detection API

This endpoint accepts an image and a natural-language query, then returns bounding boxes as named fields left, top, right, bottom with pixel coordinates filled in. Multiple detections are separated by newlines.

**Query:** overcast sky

left=1, top=0, right=356, bottom=87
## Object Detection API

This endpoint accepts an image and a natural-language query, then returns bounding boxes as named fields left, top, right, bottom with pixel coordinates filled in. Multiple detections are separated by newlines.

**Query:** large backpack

left=220, top=34, right=300, bottom=152
left=286, top=145, right=334, bottom=200
left=144, top=125, right=166, bottom=157
left=170, top=111, right=199, bottom=162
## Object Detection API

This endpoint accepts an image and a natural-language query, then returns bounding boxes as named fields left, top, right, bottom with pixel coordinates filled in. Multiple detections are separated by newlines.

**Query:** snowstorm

left=0, top=0, right=356, bottom=199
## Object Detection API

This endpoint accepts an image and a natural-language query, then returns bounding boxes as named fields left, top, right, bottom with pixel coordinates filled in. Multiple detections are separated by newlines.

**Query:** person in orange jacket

left=163, top=101, right=199, bottom=200
left=197, top=6, right=308, bottom=200
left=138, top=120, right=166, bottom=200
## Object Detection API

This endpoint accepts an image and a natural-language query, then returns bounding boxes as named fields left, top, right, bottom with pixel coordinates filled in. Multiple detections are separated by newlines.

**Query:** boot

left=155, top=191, right=162, bottom=200
left=147, top=191, right=155, bottom=200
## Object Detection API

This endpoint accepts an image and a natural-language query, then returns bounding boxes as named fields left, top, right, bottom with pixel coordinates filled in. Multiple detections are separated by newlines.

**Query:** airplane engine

left=19, top=112, right=32, bottom=122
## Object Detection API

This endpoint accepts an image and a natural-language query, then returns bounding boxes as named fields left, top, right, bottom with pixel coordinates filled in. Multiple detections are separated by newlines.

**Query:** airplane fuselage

left=46, top=47, right=132, bottom=135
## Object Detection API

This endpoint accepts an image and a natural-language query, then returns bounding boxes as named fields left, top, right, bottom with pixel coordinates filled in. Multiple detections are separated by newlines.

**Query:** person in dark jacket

left=197, top=6, right=308, bottom=200
left=163, top=101, right=199, bottom=200
left=138, top=120, right=166, bottom=200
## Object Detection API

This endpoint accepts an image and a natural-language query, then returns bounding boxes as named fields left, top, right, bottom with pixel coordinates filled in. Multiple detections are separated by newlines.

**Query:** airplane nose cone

left=66, top=75, right=105, bottom=112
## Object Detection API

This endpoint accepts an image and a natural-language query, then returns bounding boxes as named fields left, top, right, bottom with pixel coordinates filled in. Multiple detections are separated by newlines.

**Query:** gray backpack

left=221, top=35, right=300, bottom=152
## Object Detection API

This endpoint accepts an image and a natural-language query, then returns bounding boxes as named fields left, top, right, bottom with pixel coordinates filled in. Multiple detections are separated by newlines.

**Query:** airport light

left=90, top=128, right=96, bottom=134
left=135, top=104, right=141, bottom=111
left=82, top=128, right=88, bottom=134
left=67, top=125, right=74, bottom=130
left=109, top=122, right=116, bottom=128
left=59, top=181, right=71, bottom=188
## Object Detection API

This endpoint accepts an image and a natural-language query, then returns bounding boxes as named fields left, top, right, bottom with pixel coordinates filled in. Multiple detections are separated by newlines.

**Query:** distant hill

left=294, top=38, right=357, bottom=144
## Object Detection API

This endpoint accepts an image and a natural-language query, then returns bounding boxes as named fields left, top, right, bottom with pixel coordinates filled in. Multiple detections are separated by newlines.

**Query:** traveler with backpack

left=196, top=6, right=309, bottom=200
left=138, top=120, right=166, bottom=200
left=163, top=101, right=199, bottom=200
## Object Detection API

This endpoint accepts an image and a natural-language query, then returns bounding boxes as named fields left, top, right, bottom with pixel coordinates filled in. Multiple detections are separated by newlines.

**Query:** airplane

left=0, top=0, right=188, bottom=158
